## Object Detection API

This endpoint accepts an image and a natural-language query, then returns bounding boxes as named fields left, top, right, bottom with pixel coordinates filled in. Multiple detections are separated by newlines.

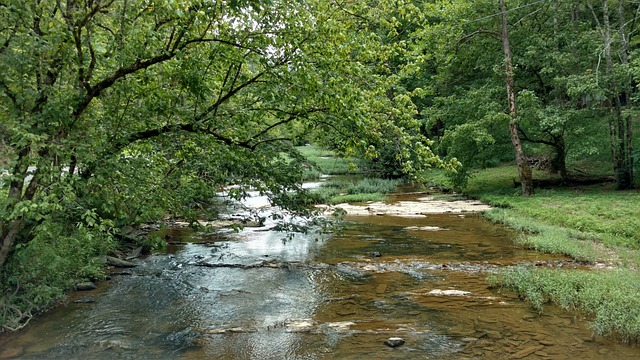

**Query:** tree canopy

left=0, top=0, right=449, bottom=271
left=1, top=0, right=639, bottom=332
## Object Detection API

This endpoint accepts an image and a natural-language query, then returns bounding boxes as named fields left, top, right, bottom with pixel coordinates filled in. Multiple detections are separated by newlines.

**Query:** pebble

left=384, top=337, right=405, bottom=348
left=375, top=284, right=388, bottom=294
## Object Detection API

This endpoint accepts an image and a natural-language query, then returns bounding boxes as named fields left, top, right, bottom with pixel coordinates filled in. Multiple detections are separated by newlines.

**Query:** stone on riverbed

left=405, top=226, right=446, bottom=231
left=285, top=319, right=316, bottom=333
left=509, top=345, right=545, bottom=359
left=76, top=282, right=97, bottom=291
left=73, top=296, right=96, bottom=304
left=319, top=197, right=491, bottom=216
left=103, top=255, right=137, bottom=268
left=384, top=337, right=405, bottom=348
left=427, top=289, right=471, bottom=296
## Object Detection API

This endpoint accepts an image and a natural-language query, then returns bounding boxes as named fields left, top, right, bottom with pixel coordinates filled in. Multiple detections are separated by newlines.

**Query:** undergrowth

left=296, top=145, right=368, bottom=179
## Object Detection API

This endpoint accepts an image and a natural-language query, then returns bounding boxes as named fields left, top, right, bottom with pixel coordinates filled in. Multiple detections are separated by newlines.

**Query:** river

left=1, top=188, right=639, bottom=359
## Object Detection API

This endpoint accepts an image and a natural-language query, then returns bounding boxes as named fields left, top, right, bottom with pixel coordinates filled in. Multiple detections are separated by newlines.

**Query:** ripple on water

left=3, top=192, right=640, bottom=359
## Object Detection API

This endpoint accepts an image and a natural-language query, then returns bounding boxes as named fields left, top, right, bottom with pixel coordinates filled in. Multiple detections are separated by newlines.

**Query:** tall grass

left=312, top=177, right=402, bottom=204
left=490, top=267, right=640, bottom=342
left=424, top=164, right=640, bottom=341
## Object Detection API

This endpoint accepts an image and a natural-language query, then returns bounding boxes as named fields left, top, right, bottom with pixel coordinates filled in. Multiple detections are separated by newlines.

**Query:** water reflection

left=2, top=192, right=640, bottom=360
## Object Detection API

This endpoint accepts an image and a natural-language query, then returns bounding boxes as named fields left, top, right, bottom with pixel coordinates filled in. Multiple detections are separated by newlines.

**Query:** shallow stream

left=2, top=191, right=640, bottom=359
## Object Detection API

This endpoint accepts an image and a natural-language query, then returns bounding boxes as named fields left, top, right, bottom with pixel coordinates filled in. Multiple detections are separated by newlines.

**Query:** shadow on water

left=2, top=191, right=640, bottom=359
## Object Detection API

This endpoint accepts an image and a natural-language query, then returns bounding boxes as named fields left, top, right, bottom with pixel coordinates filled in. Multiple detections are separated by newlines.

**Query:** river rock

left=509, top=345, right=545, bottom=359
left=324, top=321, right=356, bottom=332
left=0, top=346, right=23, bottom=359
left=105, top=255, right=137, bottom=268
left=384, top=337, right=405, bottom=348
left=427, top=289, right=471, bottom=296
left=126, top=246, right=143, bottom=260
left=285, top=320, right=315, bottom=333
left=76, top=282, right=97, bottom=291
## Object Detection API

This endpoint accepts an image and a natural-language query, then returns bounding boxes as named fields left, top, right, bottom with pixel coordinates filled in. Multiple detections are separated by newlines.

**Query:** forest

left=1, top=0, right=639, bottom=345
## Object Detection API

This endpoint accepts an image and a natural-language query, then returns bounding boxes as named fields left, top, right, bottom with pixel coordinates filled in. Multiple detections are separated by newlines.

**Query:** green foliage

left=480, top=187, right=640, bottom=250
left=328, top=193, right=386, bottom=204
left=311, top=177, right=402, bottom=204
left=2, top=1, right=453, bottom=330
left=1, top=221, right=114, bottom=319
left=491, top=267, right=640, bottom=342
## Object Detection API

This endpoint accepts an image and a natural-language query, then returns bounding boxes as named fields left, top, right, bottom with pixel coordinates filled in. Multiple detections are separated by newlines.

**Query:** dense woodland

left=1, top=0, right=639, bottom=333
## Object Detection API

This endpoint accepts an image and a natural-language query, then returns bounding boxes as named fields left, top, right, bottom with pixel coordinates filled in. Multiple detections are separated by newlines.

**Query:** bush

left=0, top=220, right=115, bottom=331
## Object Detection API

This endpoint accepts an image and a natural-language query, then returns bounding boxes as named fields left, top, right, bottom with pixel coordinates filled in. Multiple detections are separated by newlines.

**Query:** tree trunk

left=500, top=0, right=533, bottom=196
left=551, top=136, right=568, bottom=182
left=599, top=0, right=632, bottom=189
left=618, top=0, right=634, bottom=188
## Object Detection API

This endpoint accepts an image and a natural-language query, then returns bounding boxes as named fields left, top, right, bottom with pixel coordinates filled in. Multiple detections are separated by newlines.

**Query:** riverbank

left=430, top=166, right=640, bottom=342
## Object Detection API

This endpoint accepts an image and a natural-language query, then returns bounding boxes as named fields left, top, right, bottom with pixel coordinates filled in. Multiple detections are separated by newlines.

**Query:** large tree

left=0, top=0, right=443, bottom=270
left=405, top=0, right=637, bottom=189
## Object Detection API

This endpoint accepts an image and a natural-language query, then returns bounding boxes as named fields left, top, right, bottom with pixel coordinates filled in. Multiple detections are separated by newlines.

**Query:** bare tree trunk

left=619, top=0, right=634, bottom=187
left=602, top=1, right=622, bottom=183
left=500, top=0, right=533, bottom=196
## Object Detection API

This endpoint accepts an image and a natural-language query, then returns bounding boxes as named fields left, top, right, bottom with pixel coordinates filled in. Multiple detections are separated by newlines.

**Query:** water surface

left=1, top=193, right=639, bottom=359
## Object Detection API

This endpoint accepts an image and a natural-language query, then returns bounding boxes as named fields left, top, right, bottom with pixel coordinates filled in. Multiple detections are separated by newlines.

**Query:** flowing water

left=2, top=189, right=640, bottom=359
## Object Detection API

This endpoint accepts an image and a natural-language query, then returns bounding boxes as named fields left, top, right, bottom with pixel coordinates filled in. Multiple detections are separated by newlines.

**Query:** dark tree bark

left=500, top=0, right=533, bottom=196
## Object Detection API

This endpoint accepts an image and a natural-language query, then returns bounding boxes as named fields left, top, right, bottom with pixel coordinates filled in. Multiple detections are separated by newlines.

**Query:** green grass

left=489, top=267, right=640, bottom=342
left=296, top=145, right=369, bottom=179
left=425, top=164, right=640, bottom=341
left=296, top=145, right=402, bottom=204
left=312, top=177, right=402, bottom=204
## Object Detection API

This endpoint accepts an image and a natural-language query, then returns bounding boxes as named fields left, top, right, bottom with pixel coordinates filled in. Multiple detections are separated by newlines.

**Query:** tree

left=403, top=0, right=637, bottom=190
left=0, top=1, right=443, bottom=272
left=585, top=0, right=635, bottom=189
left=500, top=0, right=533, bottom=195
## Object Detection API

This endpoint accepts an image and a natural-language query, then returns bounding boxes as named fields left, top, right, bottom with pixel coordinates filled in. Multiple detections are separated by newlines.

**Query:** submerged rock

left=384, top=337, right=405, bottom=348
left=73, top=296, right=96, bottom=304
left=76, top=282, right=97, bottom=291
left=509, top=345, right=545, bottom=359
left=285, top=319, right=316, bottom=333
left=104, top=256, right=137, bottom=268
left=427, top=289, right=471, bottom=296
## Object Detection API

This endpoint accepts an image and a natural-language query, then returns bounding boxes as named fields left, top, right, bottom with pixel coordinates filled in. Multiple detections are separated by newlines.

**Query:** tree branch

left=458, top=29, right=500, bottom=46
left=243, top=107, right=327, bottom=149
left=195, top=68, right=269, bottom=123
left=518, top=127, right=556, bottom=147
left=73, top=52, right=173, bottom=119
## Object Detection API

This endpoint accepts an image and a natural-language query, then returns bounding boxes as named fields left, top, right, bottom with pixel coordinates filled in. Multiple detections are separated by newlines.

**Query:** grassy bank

left=297, top=145, right=402, bottom=204
left=431, top=166, right=640, bottom=342
left=296, top=145, right=369, bottom=180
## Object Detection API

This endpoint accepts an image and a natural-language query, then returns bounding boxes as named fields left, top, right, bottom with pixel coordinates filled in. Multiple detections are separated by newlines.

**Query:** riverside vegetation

left=2, top=0, right=640, bottom=349
left=300, top=146, right=640, bottom=342
left=427, top=166, right=640, bottom=343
